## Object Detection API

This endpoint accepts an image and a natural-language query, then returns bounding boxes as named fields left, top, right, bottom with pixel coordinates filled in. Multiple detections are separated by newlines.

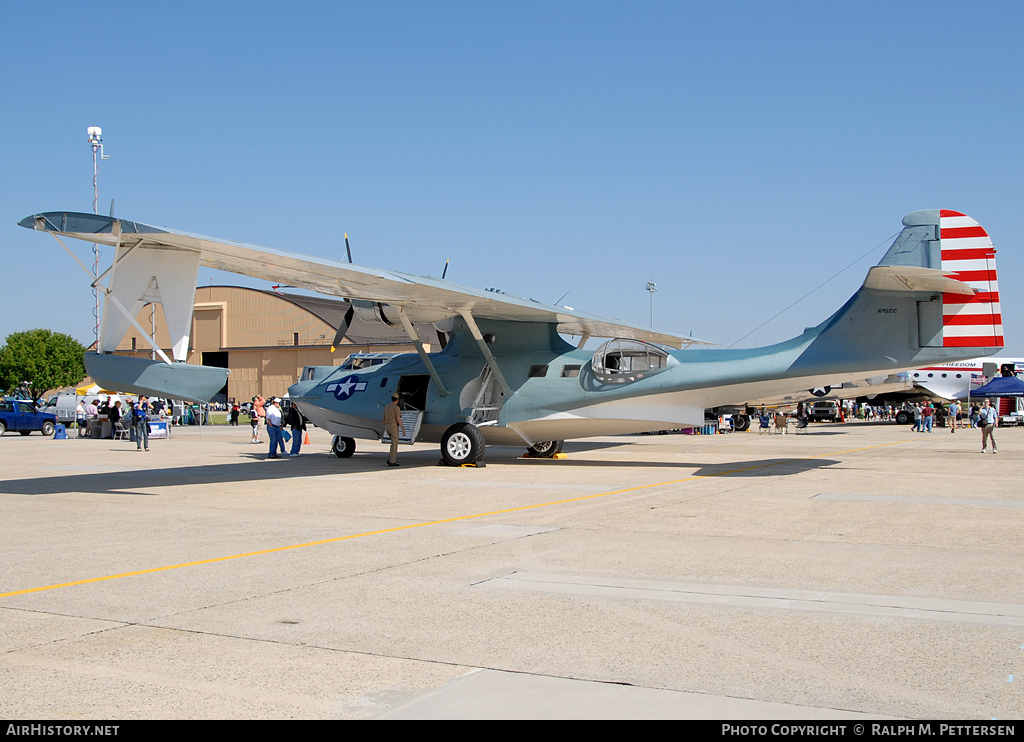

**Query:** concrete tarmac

left=1, top=421, right=1021, bottom=719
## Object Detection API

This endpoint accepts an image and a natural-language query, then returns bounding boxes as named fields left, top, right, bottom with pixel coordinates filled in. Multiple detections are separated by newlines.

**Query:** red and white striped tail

left=940, top=210, right=1003, bottom=348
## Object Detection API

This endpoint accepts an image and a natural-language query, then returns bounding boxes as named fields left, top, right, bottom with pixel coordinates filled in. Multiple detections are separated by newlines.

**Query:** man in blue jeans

left=287, top=404, right=305, bottom=457
left=266, top=398, right=286, bottom=459
left=133, top=396, right=150, bottom=452
left=921, top=401, right=934, bottom=432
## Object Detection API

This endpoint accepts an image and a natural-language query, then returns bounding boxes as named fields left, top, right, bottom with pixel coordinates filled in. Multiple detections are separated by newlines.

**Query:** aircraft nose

left=288, top=379, right=318, bottom=399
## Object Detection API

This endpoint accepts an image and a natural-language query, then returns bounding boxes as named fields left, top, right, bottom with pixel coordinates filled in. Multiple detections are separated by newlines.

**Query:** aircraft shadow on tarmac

left=0, top=451, right=837, bottom=496
left=512, top=455, right=839, bottom=476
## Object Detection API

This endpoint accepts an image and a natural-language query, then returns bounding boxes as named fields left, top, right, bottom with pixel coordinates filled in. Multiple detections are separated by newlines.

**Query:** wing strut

left=49, top=228, right=174, bottom=365
left=395, top=306, right=450, bottom=397
left=457, top=309, right=512, bottom=397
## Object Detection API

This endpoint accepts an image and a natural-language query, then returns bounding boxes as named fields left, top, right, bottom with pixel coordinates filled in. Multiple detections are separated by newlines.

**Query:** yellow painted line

left=0, top=440, right=904, bottom=599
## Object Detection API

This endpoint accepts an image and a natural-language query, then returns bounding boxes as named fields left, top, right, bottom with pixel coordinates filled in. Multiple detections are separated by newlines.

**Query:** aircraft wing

left=21, top=211, right=708, bottom=349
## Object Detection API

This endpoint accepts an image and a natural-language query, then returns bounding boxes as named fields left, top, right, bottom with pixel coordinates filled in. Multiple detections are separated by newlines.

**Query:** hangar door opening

left=202, top=352, right=229, bottom=404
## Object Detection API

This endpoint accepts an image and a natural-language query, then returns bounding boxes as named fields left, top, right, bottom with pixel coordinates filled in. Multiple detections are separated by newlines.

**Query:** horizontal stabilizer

left=84, top=353, right=228, bottom=403
left=863, top=265, right=975, bottom=295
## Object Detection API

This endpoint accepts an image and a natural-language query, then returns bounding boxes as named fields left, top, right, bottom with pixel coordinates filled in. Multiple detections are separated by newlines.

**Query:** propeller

left=330, top=305, right=355, bottom=353
left=330, top=233, right=356, bottom=353
left=435, top=259, right=451, bottom=347
left=437, top=259, right=450, bottom=349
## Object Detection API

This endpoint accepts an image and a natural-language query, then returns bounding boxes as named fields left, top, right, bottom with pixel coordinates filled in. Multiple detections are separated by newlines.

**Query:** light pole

left=645, top=279, right=657, bottom=327
left=87, top=127, right=109, bottom=347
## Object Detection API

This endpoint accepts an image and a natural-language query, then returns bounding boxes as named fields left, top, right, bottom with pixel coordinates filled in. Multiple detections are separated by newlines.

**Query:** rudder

left=938, top=210, right=1002, bottom=348
left=876, top=209, right=1002, bottom=351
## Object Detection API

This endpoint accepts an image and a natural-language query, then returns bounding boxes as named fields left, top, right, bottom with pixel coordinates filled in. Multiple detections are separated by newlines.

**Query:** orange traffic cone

left=304, top=431, right=310, bottom=445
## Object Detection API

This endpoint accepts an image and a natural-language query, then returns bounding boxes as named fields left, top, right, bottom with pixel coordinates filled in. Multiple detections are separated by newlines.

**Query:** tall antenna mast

left=87, top=126, right=109, bottom=346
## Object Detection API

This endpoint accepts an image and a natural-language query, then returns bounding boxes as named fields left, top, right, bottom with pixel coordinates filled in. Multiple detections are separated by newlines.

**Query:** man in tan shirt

left=383, top=393, right=405, bottom=466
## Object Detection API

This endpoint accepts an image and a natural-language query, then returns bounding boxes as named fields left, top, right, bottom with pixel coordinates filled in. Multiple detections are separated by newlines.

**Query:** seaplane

left=20, top=208, right=1004, bottom=465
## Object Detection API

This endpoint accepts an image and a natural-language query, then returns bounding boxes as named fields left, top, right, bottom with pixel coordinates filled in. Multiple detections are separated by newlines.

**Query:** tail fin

left=874, top=209, right=1002, bottom=351
left=938, top=210, right=1003, bottom=348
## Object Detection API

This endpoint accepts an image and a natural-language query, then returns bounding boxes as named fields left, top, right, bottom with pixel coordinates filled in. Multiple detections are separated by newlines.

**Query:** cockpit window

left=338, top=353, right=399, bottom=371
left=591, top=338, right=672, bottom=383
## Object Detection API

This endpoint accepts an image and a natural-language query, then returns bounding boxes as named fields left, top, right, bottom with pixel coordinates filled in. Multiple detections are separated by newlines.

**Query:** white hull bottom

left=296, top=368, right=899, bottom=447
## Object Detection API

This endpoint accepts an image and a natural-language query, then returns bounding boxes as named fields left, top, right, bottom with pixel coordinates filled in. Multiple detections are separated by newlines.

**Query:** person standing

left=287, top=404, right=306, bottom=457
left=133, top=396, right=150, bottom=452
left=250, top=406, right=261, bottom=444
left=108, top=400, right=122, bottom=439
left=979, top=399, right=999, bottom=454
left=266, top=397, right=286, bottom=459
left=911, top=403, right=922, bottom=432
left=85, top=398, right=100, bottom=438
left=921, top=401, right=934, bottom=432
left=253, top=395, right=266, bottom=444
left=383, top=393, right=406, bottom=467
left=76, top=400, right=87, bottom=437
left=948, top=400, right=961, bottom=433
left=123, top=399, right=135, bottom=441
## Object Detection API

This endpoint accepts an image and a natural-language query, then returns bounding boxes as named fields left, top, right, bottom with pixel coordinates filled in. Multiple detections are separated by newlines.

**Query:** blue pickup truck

left=0, top=400, right=57, bottom=436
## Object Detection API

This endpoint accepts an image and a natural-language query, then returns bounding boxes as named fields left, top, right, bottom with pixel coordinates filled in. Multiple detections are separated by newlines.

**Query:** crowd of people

left=71, top=392, right=312, bottom=458
left=74, top=395, right=165, bottom=451
left=242, top=394, right=307, bottom=458
left=760, top=396, right=1008, bottom=455
left=905, top=398, right=1001, bottom=453
left=904, top=399, right=990, bottom=432
left=65, top=388, right=1013, bottom=461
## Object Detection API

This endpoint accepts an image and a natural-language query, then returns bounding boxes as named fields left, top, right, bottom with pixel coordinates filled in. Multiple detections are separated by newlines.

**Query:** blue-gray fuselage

left=289, top=283, right=990, bottom=447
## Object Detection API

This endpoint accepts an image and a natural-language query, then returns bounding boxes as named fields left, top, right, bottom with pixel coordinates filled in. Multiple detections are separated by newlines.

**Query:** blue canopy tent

left=971, top=376, right=1024, bottom=397
left=970, top=376, right=1024, bottom=424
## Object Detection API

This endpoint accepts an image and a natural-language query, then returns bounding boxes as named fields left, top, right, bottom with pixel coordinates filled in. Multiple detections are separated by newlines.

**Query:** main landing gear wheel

left=527, top=440, right=564, bottom=458
left=732, top=415, right=750, bottom=432
left=332, top=435, right=356, bottom=458
left=441, top=422, right=486, bottom=466
left=895, top=410, right=912, bottom=425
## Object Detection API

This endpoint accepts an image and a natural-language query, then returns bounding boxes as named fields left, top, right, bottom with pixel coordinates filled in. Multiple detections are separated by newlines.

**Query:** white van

left=42, top=392, right=84, bottom=426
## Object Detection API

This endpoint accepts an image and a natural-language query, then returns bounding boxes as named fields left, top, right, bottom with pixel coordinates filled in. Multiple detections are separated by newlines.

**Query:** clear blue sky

left=3, top=1, right=1022, bottom=354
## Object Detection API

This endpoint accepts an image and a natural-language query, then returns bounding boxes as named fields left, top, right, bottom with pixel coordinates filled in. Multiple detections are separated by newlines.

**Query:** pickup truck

left=0, top=400, right=58, bottom=436
left=807, top=400, right=840, bottom=422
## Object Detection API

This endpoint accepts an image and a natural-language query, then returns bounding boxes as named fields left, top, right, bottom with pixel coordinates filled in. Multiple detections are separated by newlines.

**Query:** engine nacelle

left=350, top=299, right=455, bottom=327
